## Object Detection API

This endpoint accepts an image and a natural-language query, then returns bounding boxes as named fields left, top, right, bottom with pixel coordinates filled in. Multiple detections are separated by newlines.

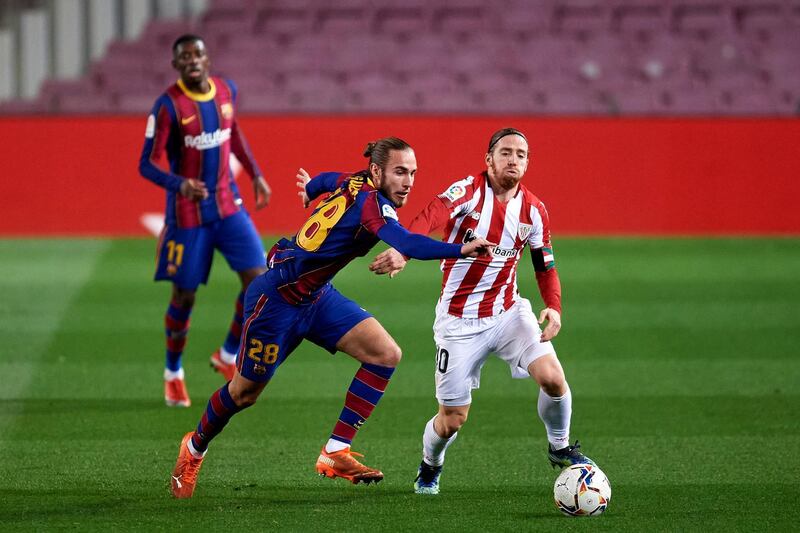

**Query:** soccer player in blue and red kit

left=139, top=34, right=271, bottom=408
left=169, top=137, right=495, bottom=498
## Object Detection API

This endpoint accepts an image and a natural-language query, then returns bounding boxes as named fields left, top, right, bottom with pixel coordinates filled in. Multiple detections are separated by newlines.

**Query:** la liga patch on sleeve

left=145, top=114, right=155, bottom=138
left=440, top=183, right=466, bottom=202
left=382, top=203, right=398, bottom=220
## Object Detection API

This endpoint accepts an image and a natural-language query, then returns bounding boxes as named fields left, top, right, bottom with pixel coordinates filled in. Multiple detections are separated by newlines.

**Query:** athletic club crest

left=517, top=223, right=533, bottom=241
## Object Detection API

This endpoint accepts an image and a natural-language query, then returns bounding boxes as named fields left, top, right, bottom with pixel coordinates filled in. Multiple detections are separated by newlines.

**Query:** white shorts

left=432, top=298, right=556, bottom=406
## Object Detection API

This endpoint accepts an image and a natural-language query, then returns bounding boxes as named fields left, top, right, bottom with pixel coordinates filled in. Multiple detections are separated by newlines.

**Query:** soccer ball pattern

left=553, top=463, right=611, bottom=517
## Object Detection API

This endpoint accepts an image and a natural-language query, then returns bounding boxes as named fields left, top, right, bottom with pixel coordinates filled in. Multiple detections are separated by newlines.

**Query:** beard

left=491, top=164, right=522, bottom=190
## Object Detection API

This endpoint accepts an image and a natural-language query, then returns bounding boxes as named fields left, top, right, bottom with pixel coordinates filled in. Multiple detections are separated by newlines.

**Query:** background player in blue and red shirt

left=169, top=137, right=495, bottom=498
left=139, top=34, right=271, bottom=408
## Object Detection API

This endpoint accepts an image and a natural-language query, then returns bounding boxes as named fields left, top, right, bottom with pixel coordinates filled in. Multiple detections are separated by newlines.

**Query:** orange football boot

left=170, top=432, right=205, bottom=498
left=209, top=349, right=236, bottom=381
left=164, top=377, right=190, bottom=407
left=315, top=447, right=384, bottom=485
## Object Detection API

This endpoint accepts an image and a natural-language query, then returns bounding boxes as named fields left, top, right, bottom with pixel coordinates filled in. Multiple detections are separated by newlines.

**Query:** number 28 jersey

left=267, top=171, right=462, bottom=305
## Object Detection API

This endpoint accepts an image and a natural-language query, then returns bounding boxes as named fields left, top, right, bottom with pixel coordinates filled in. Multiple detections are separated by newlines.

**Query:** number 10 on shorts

left=436, top=346, right=449, bottom=373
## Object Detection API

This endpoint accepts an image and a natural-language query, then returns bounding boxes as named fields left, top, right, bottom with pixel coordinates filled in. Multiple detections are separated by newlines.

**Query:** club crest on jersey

left=220, top=102, right=233, bottom=120
left=382, top=203, right=398, bottom=220
left=518, top=223, right=533, bottom=241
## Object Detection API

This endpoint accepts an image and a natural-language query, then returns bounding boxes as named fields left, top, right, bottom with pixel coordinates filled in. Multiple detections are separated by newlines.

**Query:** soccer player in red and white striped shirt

left=369, top=128, right=595, bottom=494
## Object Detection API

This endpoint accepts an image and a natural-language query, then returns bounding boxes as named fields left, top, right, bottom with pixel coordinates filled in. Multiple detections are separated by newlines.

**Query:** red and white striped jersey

left=407, top=171, right=559, bottom=319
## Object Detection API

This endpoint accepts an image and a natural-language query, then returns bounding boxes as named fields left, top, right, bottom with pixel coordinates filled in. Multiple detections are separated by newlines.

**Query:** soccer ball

left=553, top=463, right=611, bottom=516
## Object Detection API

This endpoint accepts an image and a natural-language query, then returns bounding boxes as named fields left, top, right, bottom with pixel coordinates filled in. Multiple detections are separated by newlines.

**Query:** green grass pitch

left=0, top=237, right=798, bottom=531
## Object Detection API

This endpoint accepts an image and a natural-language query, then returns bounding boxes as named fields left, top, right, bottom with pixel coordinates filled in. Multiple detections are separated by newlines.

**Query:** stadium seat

left=715, top=88, right=778, bottom=115
left=625, top=35, right=694, bottom=85
left=553, top=1, right=611, bottom=42
left=115, top=93, right=159, bottom=114
left=511, top=37, right=575, bottom=81
left=14, top=0, right=799, bottom=116
left=0, top=97, right=47, bottom=114
left=199, top=4, right=256, bottom=46
left=372, top=3, right=430, bottom=41
left=611, top=3, right=669, bottom=43
left=612, top=88, right=661, bottom=115
left=38, top=79, right=95, bottom=109
left=773, top=87, right=800, bottom=114
left=407, top=70, right=459, bottom=95
left=344, top=85, right=420, bottom=113
left=494, top=4, right=551, bottom=42
left=733, top=2, right=787, bottom=43
left=758, top=49, right=800, bottom=86
left=659, top=85, right=721, bottom=114
left=91, top=66, right=164, bottom=96
left=140, top=19, right=196, bottom=51
left=314, top=2, right=373, bottom=35
left=671, top=3, right=734, bottom=42
left=471, top=86, right=547, bottom=114
left=432, top=2, right=491, bottom=44
left=417, top=88, right=477, bottom=113
left=254, top=3, right=314, bottom=45
left=560, top=36, right=629, bottom=87
left=58, top=92, right=116, bottom=114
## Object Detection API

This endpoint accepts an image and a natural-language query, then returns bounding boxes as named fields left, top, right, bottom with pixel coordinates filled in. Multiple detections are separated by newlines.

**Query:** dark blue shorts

left=235, top=270, right=372, bottom=382
left=154, top=210, right=266, bottom=290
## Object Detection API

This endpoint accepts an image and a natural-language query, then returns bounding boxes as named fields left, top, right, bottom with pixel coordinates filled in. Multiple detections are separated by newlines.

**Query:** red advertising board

left=1, top=116, right=798, bottom=236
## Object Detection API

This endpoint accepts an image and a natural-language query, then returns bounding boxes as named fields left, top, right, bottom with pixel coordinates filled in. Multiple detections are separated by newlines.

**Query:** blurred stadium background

left=0, top=1, right=798, bottom=531
left=2, top=0, right=800, bottom=114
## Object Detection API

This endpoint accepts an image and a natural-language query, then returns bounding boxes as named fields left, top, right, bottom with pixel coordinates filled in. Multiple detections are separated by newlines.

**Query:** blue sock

left=222, top=291, right=245, bottom=355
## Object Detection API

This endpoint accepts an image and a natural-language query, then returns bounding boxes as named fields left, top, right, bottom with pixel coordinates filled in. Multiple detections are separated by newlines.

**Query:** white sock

left=537, top=386, right=572, bottom=450
left=324, top=439, right=349, bottom=454
left=186, top=437, right=206, bottom=459
left=163, top=367, right=185, bottom=381
left=219, top=346, right=237, bottom=365
left=422, top=416, right=457, bottom=467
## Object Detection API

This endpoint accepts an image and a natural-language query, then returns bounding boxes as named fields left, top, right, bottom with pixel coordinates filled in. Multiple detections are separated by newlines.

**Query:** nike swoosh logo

left=181, top=115, right=196, bottom=125
left=172, top=475, right=183, bottom=489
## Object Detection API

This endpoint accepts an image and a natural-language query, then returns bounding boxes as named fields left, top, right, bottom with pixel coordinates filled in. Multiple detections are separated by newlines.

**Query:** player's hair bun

left=363, top=137, right=411, bottom=170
